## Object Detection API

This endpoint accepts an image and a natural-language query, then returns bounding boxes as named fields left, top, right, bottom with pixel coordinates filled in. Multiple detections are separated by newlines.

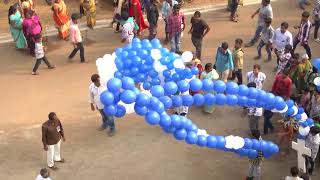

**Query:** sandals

left=31, top=72, right=39, bottom=75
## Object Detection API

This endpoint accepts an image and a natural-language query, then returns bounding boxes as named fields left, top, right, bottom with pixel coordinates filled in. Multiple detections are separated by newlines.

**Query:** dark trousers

left=26, top=36, right=35, bottom=55
left=32, top=56, right=52, bottom=72
left=292, top=37, right=312, bottom=58
left=231, top=69, right=243, bottom=85
left=263, top=115, right=274, bottom=134
left=314, top=20, right=320, bottom=39
left=249, top=25, right=264, bottom=45
left=98, top=109, right=115, bottom=131
left=257, top=40, right=272, bottom=60
left=191, top=36, right=203, bottom=59
left=305, top=156, right=315, bottom=174
left=230, top=2, right=238, bottom=19
left=69, top=42, right=85, bottom=62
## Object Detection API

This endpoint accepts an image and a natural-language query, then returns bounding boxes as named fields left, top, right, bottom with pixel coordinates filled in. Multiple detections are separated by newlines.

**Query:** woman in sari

left=9, top=5, right=27, bottom=50
left=80, top=0, right=97, bottom=29
left=52, top=0, right=70, bottom=40
left=201, top=63, right=219, bottom=114
left=296, top=54, right=313, bottom=94
left=22, top=10, right=42, bottom=56
left=129, top=0, right=148, bottom=35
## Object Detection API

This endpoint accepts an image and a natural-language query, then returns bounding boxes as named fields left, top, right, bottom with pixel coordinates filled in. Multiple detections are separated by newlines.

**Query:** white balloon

left=151, top=49, right=162, bottom=60
left=291, top=106, right=298, bottom=116
left=225, top=135, right=235, bottom=149
left=173, top=58, right=185, bottom=69
left=197, top=129, right=209, bottom=137
left=181, top=51, right=193, bottom=62
left=299, top=126, right=310, bottom=136
left=300, top=112, right=308, bottom=121
left=234, top=136, right=245, bottom=150
left=314, top=77, right=320, bottom=86
left=96, top=58, right=104, bottom=67
left=118, top=101, right=135, bottom=114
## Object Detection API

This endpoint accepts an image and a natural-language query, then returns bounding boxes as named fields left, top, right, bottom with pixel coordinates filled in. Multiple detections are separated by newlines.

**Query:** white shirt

left=35, top=42, right=45, bottom=59
left=122, top=21, right=134, bottom=43
left=36, top=174, right=51, bottom=180
left=70, top=23, right=82, bottom=43
left=247, top=71, right=266, bottom=90
left=89, top=83, right=107, bottom=110
left=284, top=176, right=303, bottom=180
left=248, top=107, right=263, bottom=116
left=274, top=28, right=293, bottom=51
left=257, top=4, right=273, bottom=27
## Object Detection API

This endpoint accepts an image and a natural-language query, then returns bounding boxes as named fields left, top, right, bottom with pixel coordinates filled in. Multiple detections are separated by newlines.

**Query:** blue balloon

left=159, top=96, right=172, bottom=109
left=164, top=82, right=178, bottom=95
left=145, top=56, right=154, bottom=65
left=236, top=148, right=249, bottom=157
left=138, top=49, right=148, bottom=58
left=247, top=98, right=257, bottom=107
left=100, top=91, right=114, bottom=106
left=154, top=102, right=165, bottom=114
left=162, top=126, right=176, bottom=133
left=214, top=80, right=226, bottom=93
left=159, top=114, right=172, bottom=127
left=171, top=115, right=182, bottom=128
left=143, top=81, right=152, bottom=90
left=128, top=50, right=137, bottom=57
left=186, top=131, right=198, bottom=144
left=248, top=150, right=258, bottom=159
left=257, top=90, right=267, bottom=101
left=140, top=64, right=149, bottom=73
left=197, top=135, right=208, bottom=147
left=193, top=94, right=205, bottom=106
left=183, top=119, right=193, bottom=131
left=136, top=93, right=150, bottom=106
left=120, top=90, right=137, bottom=104
left=107, top=78, right=122, bottom=92
left=215, top=94, right=227, bottom=106
left=204, top=93, right=216, bottom=105
left=306, top=118, right=314, bottom=126
left=202, top=79, right=214, bottom=91
left=267, top=143, right=279, bottom=154
left=123, top=69, right=131, bottom=76
left=237, top=96, right=248, bottom=107
left=151, top=78, right=161, bottom=86
left=123, top=59, right=132, bottom=68
left=179, top=117, right=187, bottom=129
left=190, top=124, right=198, bottom=132
left=191, top=67, right=199, bottom=75
left=115, top=48, right=123, bottom=56
left=177, top=80, right=190, bottom=92
left=115, top=105, right=126, bottom=117
left=244, top=138, right=253, bottom=149
left=226, top=95, right=238, bottom=106
left=216, top=136, right=226, bottom=149
left=207, top=136, right=217, bottom=148
left=274, top=96, right=286, bottom=110
left=150, top=85, right=165, bottom=97
left=136, top=73, right=147, bottom=83
left=163, top=69, right=171, bottom=78
left=132, top=56, right=142, bottom=67
left=134, top=104, right=148, bottom=116
left=121, top=77, right=135, bottom=90
left=183, top=68, right=192, bottom=78
left=142, top=39, right=152, bottom=50
left=300, top=120, right=309, bottom=127
left=104, top=105, right=117, bottom=116
left=132, top=38, right=141, bottom=44
left=287, top=108, right=294, bottom=116
left=248, top=87, right=259, bottom=99
left=115, top=58, right=124, bottom=70
left=226, top=82, right=239, bottom=95
left=286, top=100, right=295, bottom=108
left=312, top=58, right=320, bottom=69
left=172, top=95, right=183, bottom=107
left=295, top=114, right=302, bottom=121
left=174, top=128, right=187, bottom=140
left=182, top=95, right=194, bottom=106
left=148, top=69, right=158, bottom=78
left=238, top=85, right=249, bottom=96
left=123, top=44, right=132, bottom=51
left=160, top=57, right=171, bottom=65
left=172, top=73, right=181, bottom=82
left=114, top=71, right=123, bottom=79
left=145, top=111, right=160, bottom=125
left=252, top=139, right=260, bottom=150
left=259, top=140, right=268, bottom=151
left=298, top=107, right=305, bottom=114
left=167, top=63, right=174, bottom=70
left=265, top=93, right=276, bottom=105
left=120, top=50, right=129, bottom=59
left=149, top=97, right=160, bottom=109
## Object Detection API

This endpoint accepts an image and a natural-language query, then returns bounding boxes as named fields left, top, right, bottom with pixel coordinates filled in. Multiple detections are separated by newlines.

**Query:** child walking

left=276, top=44, right=292, bottom=74
left=32, top=34, right=55, bottom=75
left=254, top=17, right=274, bottom=61
left=69, top=13, right=86, bottom=63
left=120, top=12, right=135, bottom=43
left=230, top=0, right=239, bottom=22
left=36, top=168, right=51, bottom=180
left=231, top=38, right=244, bottom=84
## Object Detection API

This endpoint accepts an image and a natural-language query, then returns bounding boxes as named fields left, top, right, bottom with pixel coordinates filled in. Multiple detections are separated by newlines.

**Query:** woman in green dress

left=201, top=63, right=219, bottom=114
left=8, top=5, right=27, bottom=49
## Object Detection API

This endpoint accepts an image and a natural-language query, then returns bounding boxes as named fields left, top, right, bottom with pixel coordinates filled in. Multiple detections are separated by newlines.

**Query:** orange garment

left=52, top=0, right=70, bottom=40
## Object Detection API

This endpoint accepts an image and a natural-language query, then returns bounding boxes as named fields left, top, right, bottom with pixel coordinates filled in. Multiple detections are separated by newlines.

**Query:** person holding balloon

left=89, top=74, right=116, bottom=136
left=201, top=63, right=219, bottom=114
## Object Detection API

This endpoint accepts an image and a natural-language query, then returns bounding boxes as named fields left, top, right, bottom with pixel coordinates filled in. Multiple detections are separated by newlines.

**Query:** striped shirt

left=297, top=20, right=312, bottom=43
left=167, top=12, right=185, bottom=35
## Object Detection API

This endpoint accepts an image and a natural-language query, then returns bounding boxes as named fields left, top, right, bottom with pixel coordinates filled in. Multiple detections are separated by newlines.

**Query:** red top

left=272, top=74, right=292, bottom=98
left=128, top=0, right=148, bottom=33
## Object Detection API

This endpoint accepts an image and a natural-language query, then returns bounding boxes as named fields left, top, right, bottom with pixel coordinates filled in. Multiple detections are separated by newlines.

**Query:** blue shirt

left=215, top=47, right=234, bottom=73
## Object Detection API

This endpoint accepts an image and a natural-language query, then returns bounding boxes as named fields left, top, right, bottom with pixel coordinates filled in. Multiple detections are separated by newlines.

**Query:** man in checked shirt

left=292, top=11, right=312, bottom=59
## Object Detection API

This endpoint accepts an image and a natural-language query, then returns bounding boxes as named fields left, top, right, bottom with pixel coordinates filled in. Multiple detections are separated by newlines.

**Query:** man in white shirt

left=245, top=0, right=273, bottom=47
left=247, top=64, right=266, bottom=90
left=273, top=22, right=293, bottom=65
left=89, top=74, right=116, bottom=136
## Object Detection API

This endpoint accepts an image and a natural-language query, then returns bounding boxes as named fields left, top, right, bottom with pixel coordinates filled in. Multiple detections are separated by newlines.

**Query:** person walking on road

left=189, top=11, right=210, bottom=60
left=89, top=74, right=116, bottom=136
left=245, top=0, right=273, bottom=47
left=69, top=13, right=87, bottom=63
left=168, top=4, right=185, bottom=54
left=146, top=0, right=159, bottom=40
left=42, top=112, right=65, bottom=171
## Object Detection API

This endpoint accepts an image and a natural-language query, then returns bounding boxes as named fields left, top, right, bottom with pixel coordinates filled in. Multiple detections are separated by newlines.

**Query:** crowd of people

left=2, top=0, right=320, bottom=179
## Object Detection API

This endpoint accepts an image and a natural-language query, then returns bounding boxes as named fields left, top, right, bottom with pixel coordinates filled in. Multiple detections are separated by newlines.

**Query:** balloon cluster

left=96, top=38, right=293, bottom=159
left=312, top=58, right=320, bottom=92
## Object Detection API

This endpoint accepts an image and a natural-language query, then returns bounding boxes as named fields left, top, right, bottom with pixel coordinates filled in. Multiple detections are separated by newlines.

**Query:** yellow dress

left=80, top=0, right=96, bottom=28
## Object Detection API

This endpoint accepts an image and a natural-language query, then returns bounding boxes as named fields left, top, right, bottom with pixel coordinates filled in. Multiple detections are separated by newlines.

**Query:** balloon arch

left=96, top=38, right=315, bottom=160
